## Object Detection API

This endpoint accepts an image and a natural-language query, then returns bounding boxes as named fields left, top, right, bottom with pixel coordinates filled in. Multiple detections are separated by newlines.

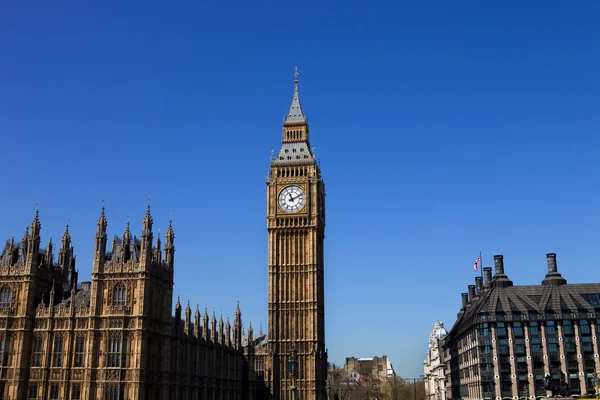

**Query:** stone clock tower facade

left=265, top=70, right=327, bottom=400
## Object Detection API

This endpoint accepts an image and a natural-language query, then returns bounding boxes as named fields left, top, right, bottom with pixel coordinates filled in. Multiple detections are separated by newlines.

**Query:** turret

left=154, top=232, right=162, bottom=264
left=140, top=202, right=153, bottom=265
left=226, top=318, right=231, bottom=347
left=58, top=221, right=75, bottom=271
left=234, top=301, right=242, bottom=349
left=45, top=238, right=54, bottom=268
left=27, top=208, right=41, bottom=266
left=184, top=300, right=192, bottom=336
left=247, top=320, right=254, bottom=344
left=203, top=308, right=209, bottom=341
left=164, top=218, right=174, bottom=270
left=219, top=314, right=225, bottom=345
left=175, top=296, right=182, bottom=333
left=18, top=227, right=29, bottom=265
left=194, top=305, right=201, bottom=338
left=211, top=311, right=217, bottom=343
left=95, top=204, right=108, bottom=261
left=121, top=218, right=132, bottom=263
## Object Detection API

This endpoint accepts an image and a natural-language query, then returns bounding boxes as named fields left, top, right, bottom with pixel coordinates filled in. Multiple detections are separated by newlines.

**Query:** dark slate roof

left=65, top=285, right=91, bottom=308
left=271, top=142, right=315, bottom=166
left=445, top=281, right=600, bottom=342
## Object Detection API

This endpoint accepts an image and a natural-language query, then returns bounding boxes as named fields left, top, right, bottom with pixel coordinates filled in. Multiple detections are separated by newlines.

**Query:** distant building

left=344, top=356, right=396, bottom=381
left=442, top=253, right=600, bottom=400
left=424, top=320, right=447, bottom=400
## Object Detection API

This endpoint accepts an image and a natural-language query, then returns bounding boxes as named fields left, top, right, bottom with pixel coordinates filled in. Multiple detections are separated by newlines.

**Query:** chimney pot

left=483, top=267, right=493, bottom=286
left=468, top=285, right=476, bottom=302
left=475, top=277, right=483, bottom=294
left=546, top=253, right=557, bottom=273
left=494, top=255, right=504, bottom=275
left=461, top=293, right=468, bottom=308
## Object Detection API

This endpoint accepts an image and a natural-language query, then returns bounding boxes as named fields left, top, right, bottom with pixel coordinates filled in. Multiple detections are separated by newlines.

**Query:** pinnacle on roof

left=97, top=201, right=107, bottom=233
left=284, top=67, right=306, bottom=125
left=62, top=219, right=71, bottom=246
left=143, top=197, right=153, bottom=231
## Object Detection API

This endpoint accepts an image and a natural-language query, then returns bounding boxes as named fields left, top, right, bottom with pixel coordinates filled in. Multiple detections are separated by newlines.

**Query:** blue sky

left=1, top=1, right=599, bottom=378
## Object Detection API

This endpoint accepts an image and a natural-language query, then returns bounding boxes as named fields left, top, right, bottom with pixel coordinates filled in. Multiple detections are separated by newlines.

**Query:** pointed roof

left=284, top=67, right=306, bottom=125
left=97, top=201, right=107, bottom=233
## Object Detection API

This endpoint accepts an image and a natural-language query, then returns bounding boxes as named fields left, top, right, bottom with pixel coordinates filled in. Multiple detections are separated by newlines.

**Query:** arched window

left=0, top=287, right=11, bottom=308
left=105, top=384, right=119, bottom=400
left=112, top=284, right=126, bottom=307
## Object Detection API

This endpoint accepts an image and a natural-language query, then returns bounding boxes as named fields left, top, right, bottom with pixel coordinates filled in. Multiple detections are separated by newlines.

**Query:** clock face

left=278, top=186, right=306, bottom=213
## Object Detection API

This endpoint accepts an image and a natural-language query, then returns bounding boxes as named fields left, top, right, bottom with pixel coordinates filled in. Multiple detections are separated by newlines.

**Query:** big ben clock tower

left=266, top=68, right=327, bottom=400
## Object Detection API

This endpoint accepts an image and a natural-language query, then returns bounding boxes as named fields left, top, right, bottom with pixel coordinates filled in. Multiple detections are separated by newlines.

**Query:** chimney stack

left=542, top=253, right=567, bottom=286
left=546, top=253, right=557, bottom=273
left=468, top=285, right=476, bottom=302
left=483, top=267, right=492, bottom=286
left=491, top=254, right=513, bottom=288
left=494, top=255, right=504, bottom=275
left=475, top=276, right=483, bottom=294
left=461, top=293, right=468, bottom=308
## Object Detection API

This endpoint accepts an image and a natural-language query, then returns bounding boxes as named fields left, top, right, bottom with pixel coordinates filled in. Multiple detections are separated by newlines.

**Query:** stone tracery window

left=32, top=337, right=43, bottom=367
left=52, top=337, right=63, bottom=367
left=0, top=287, right=12, bottom=308
left=107, top=333, right=128, bottom=368
left=113, top=283, right=126, bottom=307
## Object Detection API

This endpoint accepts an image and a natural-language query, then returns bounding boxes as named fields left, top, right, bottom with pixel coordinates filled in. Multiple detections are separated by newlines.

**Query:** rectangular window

left=74, top=336, right=85, bottom=367
left=563, top=320, right=574, bottom=335
left=0, top=334, right=10, bottom=367
left=50, top=385, right=59, bottom=400
left=72, top=385, right=81, bottom=400
left=32, top=337, right=42, bottom=367
left=28, top=384, right=38, bottom=400
left=580, top=320, right=590, bottom=334
left=53, top=338, right=63, bottom=367
left=529, top=322, right=539, bottom=335
left=105, top=385, right=120, bottom=400
left=108, top=334, right=128, bottom=368
left=546, top=321, right=556, bottom=334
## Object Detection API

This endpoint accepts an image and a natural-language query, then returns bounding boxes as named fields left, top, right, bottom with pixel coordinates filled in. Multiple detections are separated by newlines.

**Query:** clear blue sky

left=1, top=1, right=599, bottom=378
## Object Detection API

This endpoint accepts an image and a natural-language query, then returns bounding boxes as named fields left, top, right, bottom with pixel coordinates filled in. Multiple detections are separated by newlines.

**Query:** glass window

left=0, top=287, right=11, bottom=308
left=28, top=384, right=38, bottom=400
left=113, top=284, right=126, bottom=307
left=107, top=334, right=127, bottom=368
left=32, top=337, right=42, bottom=367
left=74, top=336, right=85, bottom=367
left=105, top=385, right=118, bottom=400
left=53, top=338, right=63, bottom=367
left=72, top=385, right=81, bottom=400
left=0, top=334, right=10, bottom=366
left=50, top=385, right=59, bottom=400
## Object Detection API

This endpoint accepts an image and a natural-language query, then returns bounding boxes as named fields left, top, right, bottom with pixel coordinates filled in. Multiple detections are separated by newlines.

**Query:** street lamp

left=288, top=347, right=298, bottom=400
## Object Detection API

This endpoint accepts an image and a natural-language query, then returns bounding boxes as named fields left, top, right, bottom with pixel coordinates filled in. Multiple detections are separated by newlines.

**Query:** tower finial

left=294, top=66, right=299, bottom=84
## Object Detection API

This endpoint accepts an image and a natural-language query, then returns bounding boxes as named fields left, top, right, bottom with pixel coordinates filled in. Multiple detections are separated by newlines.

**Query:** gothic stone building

left=0, top=70, right=327, bottom=400
left=248, top=69, right=329, bottom=400
left=0, top=206, right=251, bottom=400
left=442, top=254, right=600, bottom=400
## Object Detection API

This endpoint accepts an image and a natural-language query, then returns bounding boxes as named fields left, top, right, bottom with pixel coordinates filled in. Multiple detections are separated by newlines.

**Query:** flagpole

left=480, top=250, right=483, bottom=282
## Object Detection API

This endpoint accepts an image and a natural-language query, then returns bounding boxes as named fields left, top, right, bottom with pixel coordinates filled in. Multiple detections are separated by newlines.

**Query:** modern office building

left=442, top=254, right=600, bottom=399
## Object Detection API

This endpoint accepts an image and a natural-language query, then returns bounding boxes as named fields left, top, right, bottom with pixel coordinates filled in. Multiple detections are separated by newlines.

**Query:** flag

left=474, top=256, right=480, bottom=272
